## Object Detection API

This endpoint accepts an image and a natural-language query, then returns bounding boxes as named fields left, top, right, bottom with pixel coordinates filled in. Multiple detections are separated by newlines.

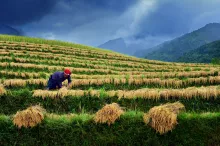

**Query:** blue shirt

left=50, top=71, right=72, bottom=88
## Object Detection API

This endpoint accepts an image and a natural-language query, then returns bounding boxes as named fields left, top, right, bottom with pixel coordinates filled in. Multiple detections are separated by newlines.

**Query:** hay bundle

left=89, top=90, right=100, bottom=97
left=4, top=79, right=26, bottom=87
left=13, top=105, right=45, bottom=128
left=143, top=102, right=185, bottom=134
left=0, top=84, right=6, bottom=95
left=57, top=87, right=68, bottom=98
left=33, top=87, right=68, bottom=99
left=107, top=90, right=116, bottom=97
left=94, top=103, right=124, bottom=125
left=33, top=90, right=57, bottom=99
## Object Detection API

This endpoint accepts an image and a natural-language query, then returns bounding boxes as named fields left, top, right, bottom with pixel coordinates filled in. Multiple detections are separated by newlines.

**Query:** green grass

left=0, top=35, right=114, bottom=53
left=1, top=89, right=220, bottom=115
left=0, top=112, right=220, bottom=146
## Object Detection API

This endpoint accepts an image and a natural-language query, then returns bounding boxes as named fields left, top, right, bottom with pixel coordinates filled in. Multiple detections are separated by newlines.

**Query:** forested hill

left=141, top=23, right=220, bottom=62
left=178, top=40, right=220, bottom=63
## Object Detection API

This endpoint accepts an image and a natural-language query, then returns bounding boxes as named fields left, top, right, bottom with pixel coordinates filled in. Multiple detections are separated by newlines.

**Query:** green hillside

left=178, top=40, right=220, bottom=63
left=1, top=35, right=220, bottom=145
left=141, top=23, right=220, bottom=62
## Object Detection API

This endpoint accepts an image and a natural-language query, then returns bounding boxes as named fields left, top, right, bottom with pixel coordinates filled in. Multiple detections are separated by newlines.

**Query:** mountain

left=0, top=24, right=23, bottom=36
left=177, top=40, right=220, bottom=63
left=134, top=40, right=171, bottom=57
left=135, top=23, right=220, bottom=62
left=98, top=38, right=128, bottom=54
left=98, top=37, right=156, bottom=55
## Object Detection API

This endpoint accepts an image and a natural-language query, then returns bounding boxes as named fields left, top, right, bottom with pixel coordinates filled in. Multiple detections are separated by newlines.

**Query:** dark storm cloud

left=0, top=0, right=59, bottom=25
left=62, top=0, right=135, bottom=12
left=51, top=0, right=136, bottom=29
left=18, top=0, right=220, bottom=47
left=137, top=0, right=220, bottom=38
left=138, top=1, right=192, bottom=36
left=21, top=0, right=136, bottom=45
left=83, top=0, right=136, bottom=12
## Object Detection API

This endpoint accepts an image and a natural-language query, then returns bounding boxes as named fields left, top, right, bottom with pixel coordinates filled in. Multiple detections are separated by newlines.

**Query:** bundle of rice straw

left=33, top=87, right=68, bottom=99
left=0, top=84, right=6, bottom=96
left=56, top=87, right=68, bottom=98
left=13, top=105, right=46, bottom=128
left=94, top=103, right=124, bottom=125
left=143, top=102, right=185, bottom=134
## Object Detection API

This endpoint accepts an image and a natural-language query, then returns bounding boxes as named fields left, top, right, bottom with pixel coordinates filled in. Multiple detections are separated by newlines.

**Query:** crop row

left=0, top=50, right=154, bottom=69
left=2, top=76, right=220, bottom=89
left=0, top=62, right=196, bottom=76
left=3, top=42, right=212, bottom=69
left=0, top=62, right=116, bottom=75
left=68, top=76, right=220, bottom=88
left=1, top=49, right=217, bottom=71
left=12, top=56, right=212, bottom=72
left=2, top=79, right=47, bottom=87
left=0, top=70, right=44, bottom=79
left=11, top=55, right=215, bottom=71
left=0, top=56, right=151, bottom=72
left=0, top=51, right=180, bottom=69
left=0, top=51, right=146, bottom=69
left=0, top=36, right=114, bottom=54
left=1, top=45, right=147, bottom=63
left=0, top=39, right=214, bottom=66
left=32, top=86, right=220, bottom=100
left=0, top=42, right=122, bottom=57
left=0, top=69, right=217, bottom=80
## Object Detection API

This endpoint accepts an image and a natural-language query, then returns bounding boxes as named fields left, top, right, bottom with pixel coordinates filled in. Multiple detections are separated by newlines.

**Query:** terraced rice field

left=0, top=35, right=220, bottom=146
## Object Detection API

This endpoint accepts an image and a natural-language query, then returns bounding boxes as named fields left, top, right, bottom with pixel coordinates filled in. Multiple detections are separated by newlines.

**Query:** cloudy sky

left=1, top=0, right=220, bottom=48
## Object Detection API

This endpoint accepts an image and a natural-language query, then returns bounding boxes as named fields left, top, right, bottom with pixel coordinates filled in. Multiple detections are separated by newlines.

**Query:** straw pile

left=4, top=79, right=26, bottom=87
left=143, top=102, right=185, bottom=134
left=13, top=105, right=46, bottom=128
left=33, top=87, right=68, bottom=99
left=56, top=87, right=68, bottom=98
left=94, top=103, right=124, bottom=125
left=0, top=84, right=6, bottom=95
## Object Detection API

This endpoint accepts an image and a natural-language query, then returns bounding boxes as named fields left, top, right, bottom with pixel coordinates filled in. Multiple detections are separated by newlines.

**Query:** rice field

left=0, top=35, right=220, bottom=145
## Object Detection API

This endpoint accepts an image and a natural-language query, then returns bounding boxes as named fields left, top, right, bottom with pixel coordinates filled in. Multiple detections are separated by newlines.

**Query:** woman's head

left=64, top=68, right=71, bottom=78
